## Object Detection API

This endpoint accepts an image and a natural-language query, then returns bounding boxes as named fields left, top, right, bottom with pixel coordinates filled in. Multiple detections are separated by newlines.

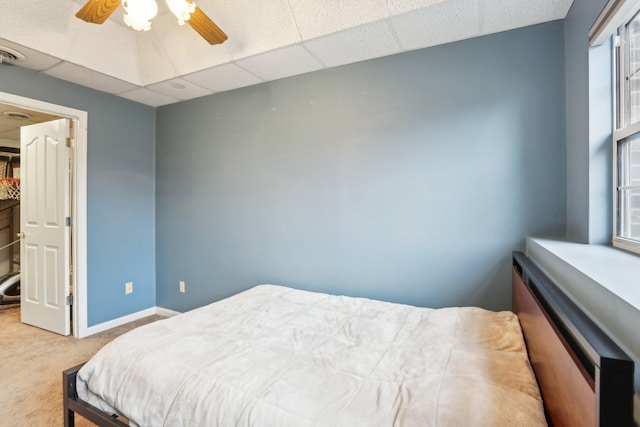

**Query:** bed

left=63, top=252, right=635, bottom=426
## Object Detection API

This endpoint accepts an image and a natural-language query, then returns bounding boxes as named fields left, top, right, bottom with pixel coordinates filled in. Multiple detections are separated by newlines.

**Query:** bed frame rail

left=512, top=251, right=634, bottom=427
left=63, top=363, right=129, bottom=427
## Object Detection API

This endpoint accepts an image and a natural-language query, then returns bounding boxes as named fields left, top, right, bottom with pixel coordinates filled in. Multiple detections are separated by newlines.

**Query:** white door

left=20, top=119, right=71, bottom=335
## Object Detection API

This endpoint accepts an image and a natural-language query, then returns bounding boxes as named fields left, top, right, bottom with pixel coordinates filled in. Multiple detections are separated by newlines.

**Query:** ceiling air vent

left=3, top=111, right=31, bottom=120
left=0, top=46, right=25, bottom=64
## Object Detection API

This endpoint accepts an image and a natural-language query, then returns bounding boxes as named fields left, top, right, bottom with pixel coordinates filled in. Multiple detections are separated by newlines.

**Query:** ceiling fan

left=75, top=0, right=228, bottom=45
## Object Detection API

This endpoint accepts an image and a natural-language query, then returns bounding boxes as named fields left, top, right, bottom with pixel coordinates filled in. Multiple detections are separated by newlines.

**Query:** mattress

left=77, top=284, right=546, bottom=426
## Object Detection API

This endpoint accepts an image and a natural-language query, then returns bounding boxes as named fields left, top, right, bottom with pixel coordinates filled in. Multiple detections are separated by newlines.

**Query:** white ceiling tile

left=304, top=20, right=402, bottom=68
left=288, top=0, right=389, bottom=40
left=65, top=17, right=141, bottom=84
left=554, top=0, right=574, bottom=17
left=235, top=44, right=324, bottom=81
left=387, top=0, right=450, bottom=15
left=0, top=39, right=61, bottom=71
left=43, top=62, right=138, bottom=94
left=183, top=63, right=263, bottom=93
left=146, top=13, right=233, bottom=79
left=146, top=78, right=214, bottom=100
left=182, top=0, right=224, bottom=19
left=0, top=1, right=83, bottom=61
left=392, top=0, right=480, bottom=51
left=482, top=0, right=568, bottom=35
left=135, top=31, right=178, bottom=85
left=0, top=0, right=76, bottom=37
left=210, top=0, right=301, bottom=60
left=119, top=88, right=180, bottom=107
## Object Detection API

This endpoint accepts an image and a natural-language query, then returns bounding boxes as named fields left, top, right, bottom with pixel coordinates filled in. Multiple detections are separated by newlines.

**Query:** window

left=614, top=11, right=640, bottom=254
left=615, top=135, right=640, bottom=240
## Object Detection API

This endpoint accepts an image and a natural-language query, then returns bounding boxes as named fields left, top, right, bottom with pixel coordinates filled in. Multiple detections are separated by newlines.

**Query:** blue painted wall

left=155, top=21, right=567, bottom=313
left=565, top=0, right=612, bottom=243
left=0, top=64, right=156, bottom=325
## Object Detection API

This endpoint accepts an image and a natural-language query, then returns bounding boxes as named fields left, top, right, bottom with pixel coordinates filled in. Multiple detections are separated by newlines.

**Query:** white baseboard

left=155, top=306, right=181, bottom=317
left=81, top=306, right=181, bottom=337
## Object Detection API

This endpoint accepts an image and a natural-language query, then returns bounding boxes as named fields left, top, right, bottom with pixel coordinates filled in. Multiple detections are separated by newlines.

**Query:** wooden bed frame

left=512, top=251, right=634, bottom=426
left=63, top=251, right=635, bottom=426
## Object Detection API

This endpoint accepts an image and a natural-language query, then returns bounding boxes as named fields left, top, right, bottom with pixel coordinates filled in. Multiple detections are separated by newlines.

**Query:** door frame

left=0, top=91, right=88, bottom=338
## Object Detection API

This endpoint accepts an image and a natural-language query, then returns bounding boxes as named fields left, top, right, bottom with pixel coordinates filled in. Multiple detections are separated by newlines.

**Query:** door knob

left=17, top=232, right=25, bottom=239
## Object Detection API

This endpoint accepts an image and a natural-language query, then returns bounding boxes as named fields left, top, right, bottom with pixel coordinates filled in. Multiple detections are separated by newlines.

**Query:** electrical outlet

left=125, top=281, right=133, bottom=294
left=179, top=281, right=185, bottom=293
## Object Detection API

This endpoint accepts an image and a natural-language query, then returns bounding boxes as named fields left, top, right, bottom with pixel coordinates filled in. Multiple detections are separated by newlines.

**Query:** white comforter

left=77, top=285, right=546, bottom=427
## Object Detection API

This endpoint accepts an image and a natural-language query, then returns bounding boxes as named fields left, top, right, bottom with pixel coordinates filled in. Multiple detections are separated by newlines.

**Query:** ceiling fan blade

left=75, top=0, right=121, bottom=24
left=187, top=6, right=228, bottom=45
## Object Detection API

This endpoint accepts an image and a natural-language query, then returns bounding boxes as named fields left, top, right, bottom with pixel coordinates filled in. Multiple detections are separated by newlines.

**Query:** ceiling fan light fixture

left=166, top=0, right=196, bottom=26
left=75, top=0, right=227, bottom=45
left=122, top=0, right=158, bottom=31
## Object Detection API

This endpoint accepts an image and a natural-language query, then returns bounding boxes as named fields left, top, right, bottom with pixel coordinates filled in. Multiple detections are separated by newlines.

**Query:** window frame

left=613, top=17, right=640, bottom=254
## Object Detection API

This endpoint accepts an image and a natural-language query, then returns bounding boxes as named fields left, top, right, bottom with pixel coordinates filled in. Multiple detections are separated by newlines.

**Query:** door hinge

left=66, top=216, right=73, bottom=227
left=66, top=295, right=73, bottom=306
left=66, top=137, right=75, bottom=148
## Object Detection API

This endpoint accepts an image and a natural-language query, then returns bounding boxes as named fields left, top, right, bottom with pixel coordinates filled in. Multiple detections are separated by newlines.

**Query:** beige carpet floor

left=0, top=304, right=163, bottom=426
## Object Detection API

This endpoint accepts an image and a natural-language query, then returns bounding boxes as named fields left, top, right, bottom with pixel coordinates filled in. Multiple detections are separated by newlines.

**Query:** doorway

left=0, top=144, right=21, bottom=308
left=0, top=92, right=87, bottom=338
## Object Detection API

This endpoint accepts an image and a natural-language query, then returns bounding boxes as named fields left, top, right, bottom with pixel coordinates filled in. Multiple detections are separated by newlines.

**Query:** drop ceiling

left=0, top=0, right=573, bottom=108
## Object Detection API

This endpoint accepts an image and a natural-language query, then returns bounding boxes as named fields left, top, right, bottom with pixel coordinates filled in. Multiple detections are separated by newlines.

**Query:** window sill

left=527, top=236, right=639, bottom=311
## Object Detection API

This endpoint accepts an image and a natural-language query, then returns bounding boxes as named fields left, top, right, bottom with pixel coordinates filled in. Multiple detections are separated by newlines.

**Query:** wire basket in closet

left=0, top=154, right=20, bottom=200
left=0, top=178, right=19, bottom=200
